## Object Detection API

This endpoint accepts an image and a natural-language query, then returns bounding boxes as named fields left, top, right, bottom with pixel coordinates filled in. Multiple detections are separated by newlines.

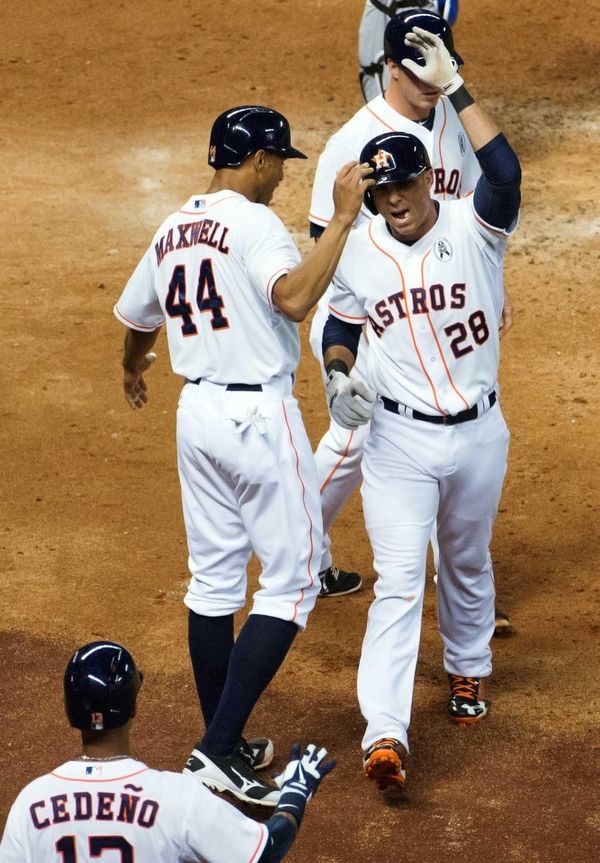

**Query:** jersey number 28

left=444, top=310, right=490, bottom=358
left=165, top=261, right=229, bottom=335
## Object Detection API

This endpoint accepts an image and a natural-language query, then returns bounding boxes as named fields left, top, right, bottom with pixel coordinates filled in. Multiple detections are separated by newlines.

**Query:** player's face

left=387, top=61, right=441, bottom=121
left=257, top=151, right=286, bottom=205
left=371, top=170, right=436, bottom=243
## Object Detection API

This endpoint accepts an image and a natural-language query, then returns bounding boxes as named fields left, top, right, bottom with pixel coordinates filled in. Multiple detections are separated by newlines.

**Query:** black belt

left=381, top=391, right=496, bottom=425
left=186, top=379, right=262, bottom=392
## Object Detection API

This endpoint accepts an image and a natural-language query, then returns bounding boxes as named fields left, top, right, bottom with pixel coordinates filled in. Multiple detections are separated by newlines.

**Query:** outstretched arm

left=258, top=744, right=336, bottom=863
left=272, top=162, right=374, bottom=322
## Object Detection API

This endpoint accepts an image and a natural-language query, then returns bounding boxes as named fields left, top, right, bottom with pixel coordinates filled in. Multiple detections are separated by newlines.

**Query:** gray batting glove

left=402, top=26, right=464, bottom=94
left=326, top=370, right=376, bottom=430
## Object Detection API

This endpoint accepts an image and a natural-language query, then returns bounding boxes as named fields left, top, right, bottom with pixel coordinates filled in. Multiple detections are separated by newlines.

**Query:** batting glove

left=275, top=743, right=336, bottom=826
left=326, top=370, right=376, bottom=430
left=402, top=26, right=464, bottom=95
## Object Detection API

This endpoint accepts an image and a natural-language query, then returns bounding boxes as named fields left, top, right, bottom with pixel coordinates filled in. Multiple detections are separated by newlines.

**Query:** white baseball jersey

left=0, top=758, right=267, bottom=863
left=115, top=191, right=301, bottom=384
left=309, top=94, right=480, bottom=233
left=328, top=195, right=515, bottom=415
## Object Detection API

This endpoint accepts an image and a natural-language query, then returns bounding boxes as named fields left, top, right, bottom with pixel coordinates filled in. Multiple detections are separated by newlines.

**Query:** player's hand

left=326, top=370, right=376, bottom=429
left=498, top=292, right=513, bottom=339
left=332, top=161, right=375, bottom=226
left=401, top=26, right=463, bottom=94
left=275, top=743, right=336, bottom=825
left=123, top=351, right=157, bottom=410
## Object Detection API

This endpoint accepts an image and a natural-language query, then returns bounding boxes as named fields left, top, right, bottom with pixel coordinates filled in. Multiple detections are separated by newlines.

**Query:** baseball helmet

left=208, top=105, right=307, bottom=169
left=384, top=10, right=463, bottom=69
left=359, top=132, right=432, bottom=215
left=64, top=641, right=142, bottom=731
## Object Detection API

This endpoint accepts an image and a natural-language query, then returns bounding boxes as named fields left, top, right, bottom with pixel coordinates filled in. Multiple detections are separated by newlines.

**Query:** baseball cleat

left=363, top=738, right=406, bottom=790
left=237, top=736, right=274, bottom=771
left=447, top=675, right=490, bottom=725
left=318, top=565, right=362, bottom=597
left=493, top=606, right=512, bottom=637
left=184, top=745, right=280, bottom=807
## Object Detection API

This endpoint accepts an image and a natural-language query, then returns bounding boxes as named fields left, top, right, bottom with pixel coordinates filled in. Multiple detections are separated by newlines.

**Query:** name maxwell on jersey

left=155, top=219, right=230, bottom=266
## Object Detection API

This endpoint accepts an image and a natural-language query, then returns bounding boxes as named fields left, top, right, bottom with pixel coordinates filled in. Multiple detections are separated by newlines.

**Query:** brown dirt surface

left=1, top=1, right=599, bottom=861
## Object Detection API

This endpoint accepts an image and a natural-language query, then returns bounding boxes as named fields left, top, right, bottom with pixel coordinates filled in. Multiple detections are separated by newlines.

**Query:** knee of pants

left=184, top=571, right=247, bottom=618
left=251, top=581, right=319, bottom=631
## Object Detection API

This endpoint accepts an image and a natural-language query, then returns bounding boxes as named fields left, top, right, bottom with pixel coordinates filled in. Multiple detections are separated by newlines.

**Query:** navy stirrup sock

left=188, top=610, right=234, bottom=727
left=202, top=614, right=298, bottom=757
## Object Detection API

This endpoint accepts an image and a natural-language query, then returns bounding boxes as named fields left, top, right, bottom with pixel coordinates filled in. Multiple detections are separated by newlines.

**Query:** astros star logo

left=371, top=148, right=396, bottom=171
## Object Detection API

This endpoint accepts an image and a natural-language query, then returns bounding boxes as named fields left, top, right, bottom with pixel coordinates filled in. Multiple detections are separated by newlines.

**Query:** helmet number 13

left=165, top=261, right=230, bottom=335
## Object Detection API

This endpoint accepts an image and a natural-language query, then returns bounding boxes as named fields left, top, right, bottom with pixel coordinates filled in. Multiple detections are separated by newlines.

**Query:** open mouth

left=391, top=208, right=410, bottom=222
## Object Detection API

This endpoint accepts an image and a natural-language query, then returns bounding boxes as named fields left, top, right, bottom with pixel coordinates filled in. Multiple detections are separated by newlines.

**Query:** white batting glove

left=402, top=26, right=464, bottom=95
left=275, top=743, right=336, bottom=825
left=326, top=370, right=376, bottom=430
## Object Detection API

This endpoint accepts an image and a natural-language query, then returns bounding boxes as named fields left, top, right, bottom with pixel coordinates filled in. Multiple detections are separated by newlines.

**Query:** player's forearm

left=272, top=214, right=355, bottom=322
left=122, top=327, right=160, bottom=372
left=258, top=812, right=298, bottom=863
left=447, top=90, right=501, bottom=153
left=323, top=346, right=357, bottom=377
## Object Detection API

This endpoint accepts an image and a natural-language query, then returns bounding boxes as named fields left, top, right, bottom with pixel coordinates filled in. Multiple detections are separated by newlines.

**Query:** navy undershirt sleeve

left=473, top=133, right=521, bottom=230
left=309, top=221, right=325, bottom=239
left=258, top=815, right=297, bottom=863
left=322, top=314, right=362, bottom=359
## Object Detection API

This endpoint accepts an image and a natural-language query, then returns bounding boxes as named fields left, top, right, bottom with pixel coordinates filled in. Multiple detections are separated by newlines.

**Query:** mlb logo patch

left=372, top=148, right=396, bottom=171
left=85, top=766, right=102, bottom=776
left=194, top=198, right=206, bottom=209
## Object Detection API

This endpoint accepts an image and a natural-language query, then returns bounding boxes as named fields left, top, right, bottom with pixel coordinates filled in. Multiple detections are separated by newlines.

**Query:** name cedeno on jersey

left=29, top=789, right=160, bottom=829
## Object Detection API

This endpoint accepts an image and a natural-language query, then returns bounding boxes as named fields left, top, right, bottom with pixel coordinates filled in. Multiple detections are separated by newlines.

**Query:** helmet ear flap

left=363, top=187, right=378, bottom=216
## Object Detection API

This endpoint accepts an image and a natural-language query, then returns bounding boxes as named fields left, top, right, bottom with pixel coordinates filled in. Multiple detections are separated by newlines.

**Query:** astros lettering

left=29, top=790, right=159, bottom=830
left=368, top=282, right=467, bottom=337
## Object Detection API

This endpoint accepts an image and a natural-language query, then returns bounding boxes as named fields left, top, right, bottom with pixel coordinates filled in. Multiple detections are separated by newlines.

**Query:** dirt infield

left=1, top=1, right=599, bottom=860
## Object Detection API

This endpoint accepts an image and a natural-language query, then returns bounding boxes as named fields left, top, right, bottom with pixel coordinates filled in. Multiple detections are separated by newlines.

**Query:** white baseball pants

left=358, top=399, right=510, bottom=753
left=177, top=377, right=321, bottom=630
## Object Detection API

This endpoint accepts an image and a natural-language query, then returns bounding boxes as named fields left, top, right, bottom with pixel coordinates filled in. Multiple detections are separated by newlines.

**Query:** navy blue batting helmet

left=384, top=10, right=463, bottom=69
left=64, top=641, right=142, bottom=731
left=208, top=105, right=307, bottom=169
left=360, top=132, right=432, bottom=215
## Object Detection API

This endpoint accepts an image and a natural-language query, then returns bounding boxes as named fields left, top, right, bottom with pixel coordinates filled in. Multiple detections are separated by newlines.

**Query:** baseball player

left=359, top=0, right=459, bottom=102
left=0, top=641, right=335, bottom=862
left=113, top=106, right=372, bottom=806
left=310, top=10, right=512, bottom=631
left=322, top=27, right=521, bottom=789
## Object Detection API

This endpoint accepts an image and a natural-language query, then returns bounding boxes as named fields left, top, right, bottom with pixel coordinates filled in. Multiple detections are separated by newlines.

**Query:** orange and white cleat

left=363, top=738, right=407, bottom=790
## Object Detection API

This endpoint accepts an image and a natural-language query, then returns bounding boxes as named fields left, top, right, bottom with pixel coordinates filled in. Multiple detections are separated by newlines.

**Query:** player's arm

left=322, top=314, right=375, bottom=430
left=403, top=27, right=521, bottom=229
left=121, top=327, right=160, bottom=410
left=257, top=744, right=335, bottom=863
left=272, top=163, right=374, bottom=322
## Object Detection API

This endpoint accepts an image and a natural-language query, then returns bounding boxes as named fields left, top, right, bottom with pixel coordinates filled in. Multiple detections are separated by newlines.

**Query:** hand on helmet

left=332, top=161, right=375, bottom=227
left=401, top=26, right=463, bottom=95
